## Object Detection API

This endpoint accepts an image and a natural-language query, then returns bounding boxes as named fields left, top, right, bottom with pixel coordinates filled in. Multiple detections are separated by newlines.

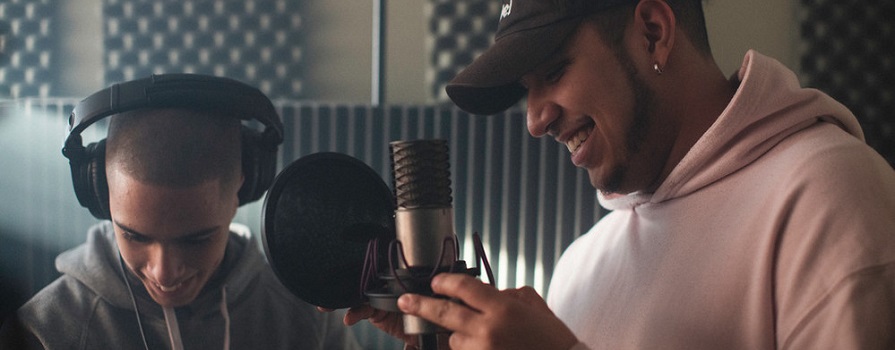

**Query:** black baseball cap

left=446, top=0, right=636, bottom=115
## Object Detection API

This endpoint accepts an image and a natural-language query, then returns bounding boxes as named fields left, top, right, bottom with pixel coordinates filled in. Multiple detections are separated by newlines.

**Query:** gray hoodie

left=3, top=222, right=360, bottom=350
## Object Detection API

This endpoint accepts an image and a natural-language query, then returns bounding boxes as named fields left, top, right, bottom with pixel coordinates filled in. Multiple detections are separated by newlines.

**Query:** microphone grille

left=390, top=139, right=452, bottom=209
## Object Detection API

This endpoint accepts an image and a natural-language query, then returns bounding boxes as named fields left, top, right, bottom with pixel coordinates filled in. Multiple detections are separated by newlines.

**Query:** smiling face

left=108, top=168, right=237, bottom=307
left=522, top=20, right=675, bottom=194
left=103, top=108, right=243, bottom=307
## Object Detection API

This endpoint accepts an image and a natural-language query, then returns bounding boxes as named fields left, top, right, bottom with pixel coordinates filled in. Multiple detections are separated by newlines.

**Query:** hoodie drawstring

left=158, top=287, right=230, bottom=350
left=163, top=307, right=184, bottom=350
left=157, top=287, right=230, bottom=350
left=220, top=286, right=231, bottom=350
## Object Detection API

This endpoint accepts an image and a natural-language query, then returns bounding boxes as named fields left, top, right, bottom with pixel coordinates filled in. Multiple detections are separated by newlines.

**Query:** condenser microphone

left=358, top=139, right=494, bottom=350
left=389, top=140, right=456, bottom=339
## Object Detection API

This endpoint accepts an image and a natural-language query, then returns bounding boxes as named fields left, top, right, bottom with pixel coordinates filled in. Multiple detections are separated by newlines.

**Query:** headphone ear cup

left=238, top=127, right=277, bottom=205
left=253, top=131, right=278, bottom=201
left=74, top=140, right=111, bottom=220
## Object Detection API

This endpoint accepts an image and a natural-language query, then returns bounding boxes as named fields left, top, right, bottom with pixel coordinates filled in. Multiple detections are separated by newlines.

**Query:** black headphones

left=62, top=74, right=284, bottom=220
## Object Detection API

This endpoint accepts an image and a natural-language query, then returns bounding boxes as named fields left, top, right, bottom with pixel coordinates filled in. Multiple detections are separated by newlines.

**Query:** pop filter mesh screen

left=263, top=153, right=395, bottom=309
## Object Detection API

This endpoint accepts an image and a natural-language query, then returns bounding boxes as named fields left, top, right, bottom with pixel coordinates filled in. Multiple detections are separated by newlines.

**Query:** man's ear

left=633, top=0, right=675, bottom=69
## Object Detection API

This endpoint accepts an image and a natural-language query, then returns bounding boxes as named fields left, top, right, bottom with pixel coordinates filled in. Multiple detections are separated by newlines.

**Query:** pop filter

left=262, top=152, right=395, bottom=309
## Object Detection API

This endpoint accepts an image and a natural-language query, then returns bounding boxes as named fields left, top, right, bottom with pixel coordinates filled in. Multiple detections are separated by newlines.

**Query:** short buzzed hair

left=105, top=108, right=243, bottom=192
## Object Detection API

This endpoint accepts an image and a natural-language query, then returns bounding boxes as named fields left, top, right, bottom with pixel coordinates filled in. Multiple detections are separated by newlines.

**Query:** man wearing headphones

left=1, top=75, right=360, bottom=349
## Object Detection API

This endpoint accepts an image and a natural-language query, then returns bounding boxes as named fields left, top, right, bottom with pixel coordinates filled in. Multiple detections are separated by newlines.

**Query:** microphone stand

left=419, top=334, right=438, bottom=350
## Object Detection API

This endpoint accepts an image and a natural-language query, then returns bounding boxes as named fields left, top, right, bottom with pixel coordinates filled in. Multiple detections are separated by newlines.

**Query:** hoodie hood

left=54, top=222, right=134, bottom=309
left=600, top=50, right=862, bottom=210
left=55, top=221, right=256, bottom=314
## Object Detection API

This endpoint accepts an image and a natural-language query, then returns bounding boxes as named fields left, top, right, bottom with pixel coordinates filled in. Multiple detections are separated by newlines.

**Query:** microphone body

left=390, top=139, right=455, bottom=336
left=395, top=207, right=455, bottom=334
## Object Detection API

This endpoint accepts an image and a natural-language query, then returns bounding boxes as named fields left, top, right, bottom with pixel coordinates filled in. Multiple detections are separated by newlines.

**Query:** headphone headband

left=66, top=74, right=284, bottom=150
left=63, top=73, right=284, bottom=219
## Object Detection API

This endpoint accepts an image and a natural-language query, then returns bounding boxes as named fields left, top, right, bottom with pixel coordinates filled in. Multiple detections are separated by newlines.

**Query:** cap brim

left=446, top=17, right=582, bottom=115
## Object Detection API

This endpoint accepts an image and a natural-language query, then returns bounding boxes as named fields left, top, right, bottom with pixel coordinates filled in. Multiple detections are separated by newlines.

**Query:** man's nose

left=527, top=96, right=560, bottom=138
left=147, top=244, right=185, bottom=285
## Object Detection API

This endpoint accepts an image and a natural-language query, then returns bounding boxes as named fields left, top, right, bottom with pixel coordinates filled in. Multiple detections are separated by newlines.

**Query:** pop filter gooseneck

left=261, top=152, right=395, bottom=309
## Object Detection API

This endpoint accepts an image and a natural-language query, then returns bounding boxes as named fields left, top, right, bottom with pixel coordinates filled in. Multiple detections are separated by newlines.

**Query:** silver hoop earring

left=653, top=63, right=663, bottom=75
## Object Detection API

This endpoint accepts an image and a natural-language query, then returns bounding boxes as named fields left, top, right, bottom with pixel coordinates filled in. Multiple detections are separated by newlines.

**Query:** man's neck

left=649, top=52, right=738, bottom=192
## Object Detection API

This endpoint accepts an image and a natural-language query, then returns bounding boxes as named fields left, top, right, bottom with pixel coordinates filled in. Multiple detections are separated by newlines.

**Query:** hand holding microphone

left=396, top=273, right=579, bottom=350
left=338, top=271, right=579, bottom=350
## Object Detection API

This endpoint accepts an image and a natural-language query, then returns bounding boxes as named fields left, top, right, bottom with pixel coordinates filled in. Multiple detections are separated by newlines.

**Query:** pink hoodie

left=548, top=51, right=895, bottom=349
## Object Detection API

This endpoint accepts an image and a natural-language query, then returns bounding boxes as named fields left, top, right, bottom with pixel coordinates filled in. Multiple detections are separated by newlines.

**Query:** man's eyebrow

left=180, top=227, right=220, bottom=240
left=113, top=221, right=220, bottom=240
left=114, top=221, right=147, bottom=238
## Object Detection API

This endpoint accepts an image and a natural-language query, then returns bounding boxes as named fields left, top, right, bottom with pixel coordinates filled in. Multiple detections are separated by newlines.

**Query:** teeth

left=565, top=128, right=590, bottom=153
left=157, top=283, right=182, bottom=292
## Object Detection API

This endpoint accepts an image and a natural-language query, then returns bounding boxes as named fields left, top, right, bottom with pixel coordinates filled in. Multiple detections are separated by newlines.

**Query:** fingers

left=317, top=304, right=379, bottom=326
left=368, top=309, right=393, bottom=323
left=344, top=305, right=376, bottom=326
left=396, top=273, right=504, bottom=333
left=398, top=293, right=481, bottom=332
left=344, top=305, right=397, bottom=326
left=397, top=274, right=580, bottom=350
left=344, top=304, right=414, bottom=344
left=429, top=273, right=500, bottom=311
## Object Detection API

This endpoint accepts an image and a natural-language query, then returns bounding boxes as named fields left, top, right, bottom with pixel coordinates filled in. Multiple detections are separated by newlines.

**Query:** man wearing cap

left=346, top=0, right=895, bottom=349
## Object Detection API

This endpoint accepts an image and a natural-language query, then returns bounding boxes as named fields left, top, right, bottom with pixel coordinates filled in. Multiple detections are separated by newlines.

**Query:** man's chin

left=150, top=292, right=198, bottom=308
left=588, top=171, right=614, bottom=193
left=588, top=164, right=631, bottom=194
left=142, top=281, right=201, bottom=307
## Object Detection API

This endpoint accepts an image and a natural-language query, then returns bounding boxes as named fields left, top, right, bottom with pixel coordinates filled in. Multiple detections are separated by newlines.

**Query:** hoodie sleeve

left=780, top=263, right=895, bottom=349
left=771, top=130, right=895, bottom=349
